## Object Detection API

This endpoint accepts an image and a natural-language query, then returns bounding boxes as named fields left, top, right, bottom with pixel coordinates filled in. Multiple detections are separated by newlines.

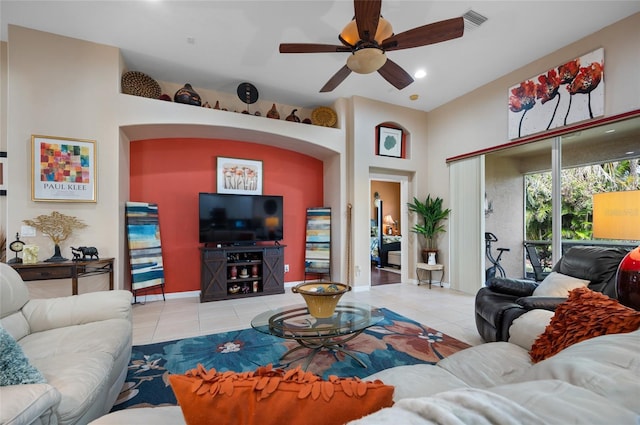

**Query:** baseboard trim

left=132, top=290, right=199, bottom=303
left=131, top=280, right=383, bottom=303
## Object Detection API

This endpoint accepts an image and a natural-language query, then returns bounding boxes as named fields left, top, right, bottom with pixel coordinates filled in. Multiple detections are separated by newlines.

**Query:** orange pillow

left=169, top=364, right=394, bottom=425
left=529, top=287, right=640, bottom=363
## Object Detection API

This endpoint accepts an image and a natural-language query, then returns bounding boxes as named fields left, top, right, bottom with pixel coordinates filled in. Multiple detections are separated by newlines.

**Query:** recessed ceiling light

left=605, top=129, right=616, bottom=133
left=409, top=94, right=419, bottom=101
left=414, top=69, right=427, bottom=79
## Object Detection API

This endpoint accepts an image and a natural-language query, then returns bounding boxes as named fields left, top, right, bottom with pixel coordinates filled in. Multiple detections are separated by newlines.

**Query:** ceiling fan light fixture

left=339, top=20, right=359, bottom=46
left=339, top=16, right=393, bottom=46
left=347, top=48, right=387, bottom=74
left=374, top=16, right=393, bottom=43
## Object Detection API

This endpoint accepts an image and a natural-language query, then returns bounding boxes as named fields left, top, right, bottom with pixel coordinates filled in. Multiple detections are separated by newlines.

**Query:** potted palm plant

left=407, top=195, right=451, bottom=263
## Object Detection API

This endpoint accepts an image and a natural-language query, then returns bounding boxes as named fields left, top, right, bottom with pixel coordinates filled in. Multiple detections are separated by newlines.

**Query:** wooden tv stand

left=200, top=245, right=285, bottom=302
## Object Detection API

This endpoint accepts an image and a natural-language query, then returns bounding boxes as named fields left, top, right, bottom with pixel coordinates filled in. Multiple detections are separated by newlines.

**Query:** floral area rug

left=111, top=307, right=470, bottom=411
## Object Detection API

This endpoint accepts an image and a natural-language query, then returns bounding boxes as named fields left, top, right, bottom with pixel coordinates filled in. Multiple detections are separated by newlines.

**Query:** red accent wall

left=130, top=138, right=324, bottom=294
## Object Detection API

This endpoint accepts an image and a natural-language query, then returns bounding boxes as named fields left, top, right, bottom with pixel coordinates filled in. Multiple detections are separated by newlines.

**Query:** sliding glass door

left=489, top=116, right=640, bottom=280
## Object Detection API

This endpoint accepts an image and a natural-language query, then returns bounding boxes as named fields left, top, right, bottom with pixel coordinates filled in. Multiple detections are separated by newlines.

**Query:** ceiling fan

left=279, top=0, right=464, bottom=92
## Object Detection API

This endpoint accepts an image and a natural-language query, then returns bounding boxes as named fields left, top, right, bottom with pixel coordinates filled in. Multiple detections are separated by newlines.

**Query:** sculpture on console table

left=23, top=211, right=87, bottom=262
left=71, top=246, right=99, bottom=261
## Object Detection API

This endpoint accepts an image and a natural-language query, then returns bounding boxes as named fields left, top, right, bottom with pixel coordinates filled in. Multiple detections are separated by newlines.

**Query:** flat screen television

left=199, top=193, right=284, bottom=245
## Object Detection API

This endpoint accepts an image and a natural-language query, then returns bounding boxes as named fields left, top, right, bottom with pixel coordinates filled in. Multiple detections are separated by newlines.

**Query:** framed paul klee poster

left=32, top=135, right=97, bottom=202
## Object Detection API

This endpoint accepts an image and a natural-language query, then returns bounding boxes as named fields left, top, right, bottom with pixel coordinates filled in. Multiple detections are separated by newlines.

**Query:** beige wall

left=427, top=13, right=640, bottom=292
left=485, top=155, right=525, bottom=277
left=429, top=12, right=640, bottom=170
left=1, top=41, right=7, bottom=248
left=5, top=26, right=121, bottom=274
left=1, top=41, right=6, bottom=150
left=350, top=96, right=429, bottom=287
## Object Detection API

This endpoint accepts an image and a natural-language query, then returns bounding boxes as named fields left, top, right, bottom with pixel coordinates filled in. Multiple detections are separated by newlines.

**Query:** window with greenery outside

left=525, top=158, right=639, bottom=273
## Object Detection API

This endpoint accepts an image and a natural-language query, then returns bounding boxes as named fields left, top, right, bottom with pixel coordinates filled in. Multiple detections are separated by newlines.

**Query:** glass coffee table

left=251, top=302, right=383, bottom=369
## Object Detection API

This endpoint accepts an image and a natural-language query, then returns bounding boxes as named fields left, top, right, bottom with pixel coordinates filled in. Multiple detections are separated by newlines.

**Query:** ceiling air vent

left=463, top=10, right=488, bottom=30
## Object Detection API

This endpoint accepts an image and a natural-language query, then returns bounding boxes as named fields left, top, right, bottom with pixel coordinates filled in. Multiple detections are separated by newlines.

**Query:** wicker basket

left=121, top=71, right=161, bottom=99
left=292, top=282, right=351, bottom=318
left=311, top=106, right=337, bottom=127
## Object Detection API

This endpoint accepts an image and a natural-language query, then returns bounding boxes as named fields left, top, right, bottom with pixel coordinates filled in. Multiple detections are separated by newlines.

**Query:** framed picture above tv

left=217, top=156, right=263, bottom=195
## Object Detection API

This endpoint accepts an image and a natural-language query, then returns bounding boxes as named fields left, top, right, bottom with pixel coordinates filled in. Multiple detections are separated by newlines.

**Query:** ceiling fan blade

left=354, top=0, right=381, bottom=42
left=320, top=65, right=352, bottom=92
left=377, top=59, right=414, bottom=90
left=280, top=43, right=351, bottom=54
left=382, top=17, right=464, bottom=51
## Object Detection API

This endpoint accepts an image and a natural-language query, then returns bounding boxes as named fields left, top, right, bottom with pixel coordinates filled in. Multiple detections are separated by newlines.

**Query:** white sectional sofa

left=90, top=322, right=640, bottom=424
left=0, top=262, right=133, bottom=425
left=354, top=328, right=639, bottom=424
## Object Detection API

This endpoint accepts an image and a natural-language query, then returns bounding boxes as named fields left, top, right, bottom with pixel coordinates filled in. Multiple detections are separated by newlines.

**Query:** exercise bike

left=485, top=232, right=509, bottom=280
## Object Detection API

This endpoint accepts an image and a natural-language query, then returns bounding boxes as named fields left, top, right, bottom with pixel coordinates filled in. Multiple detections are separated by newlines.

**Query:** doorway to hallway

left=371, top=264, right=401, bottom=286
left=369, top=172, right=410, bottom=286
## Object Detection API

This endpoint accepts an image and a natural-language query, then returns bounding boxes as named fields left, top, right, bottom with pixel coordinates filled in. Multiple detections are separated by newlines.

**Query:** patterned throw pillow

left=0, top=326, right=47, bottom=386
left=169, top=364, right=394, bottom=425
left=529, top=287, right=640, bottom=363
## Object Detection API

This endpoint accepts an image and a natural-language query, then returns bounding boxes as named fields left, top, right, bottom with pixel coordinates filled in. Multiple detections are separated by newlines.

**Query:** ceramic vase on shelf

left=251, top=264, right=259, bottom=277
left=285, top=109, right=300, bottom=122
left=239, top=267, right=249, bottom=278
left=266, top=103, right=280, bottom=119
left=230, top=265, right=238, bottom=280
left=174, top=83, right=202, bottom=106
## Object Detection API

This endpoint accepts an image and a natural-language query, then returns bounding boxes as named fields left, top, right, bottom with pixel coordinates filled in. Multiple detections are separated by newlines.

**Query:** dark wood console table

left=10, top=258, right=115, bottom=295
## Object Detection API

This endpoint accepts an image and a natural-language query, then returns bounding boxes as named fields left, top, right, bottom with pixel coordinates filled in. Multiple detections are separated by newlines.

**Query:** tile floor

left=132, top=282, right=484, bottom=347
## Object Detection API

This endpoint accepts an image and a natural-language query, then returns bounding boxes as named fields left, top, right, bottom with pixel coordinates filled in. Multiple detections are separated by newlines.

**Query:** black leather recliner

left=475, top=246, right=630, bottom=343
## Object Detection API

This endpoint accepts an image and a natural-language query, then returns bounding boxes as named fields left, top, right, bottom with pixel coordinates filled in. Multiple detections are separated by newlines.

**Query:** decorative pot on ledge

left=266, top=103, right=280, bottom=119
left=422, top=249, right=438, bottom=265
left=174, top=83, right=202, bottom=106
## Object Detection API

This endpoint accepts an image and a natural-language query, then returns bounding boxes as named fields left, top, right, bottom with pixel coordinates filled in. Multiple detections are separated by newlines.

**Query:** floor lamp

left=592, top=190, right=640, bottom=310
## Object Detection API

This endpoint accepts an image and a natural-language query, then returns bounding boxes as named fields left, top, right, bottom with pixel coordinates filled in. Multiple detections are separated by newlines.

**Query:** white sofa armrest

left=21, top=290, right=132, bottom=333
left=0, top=384, right=61, bottom=425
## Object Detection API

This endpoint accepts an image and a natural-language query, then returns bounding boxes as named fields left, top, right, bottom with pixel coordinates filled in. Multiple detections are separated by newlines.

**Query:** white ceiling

left=2, top=1, right=639, bottom=112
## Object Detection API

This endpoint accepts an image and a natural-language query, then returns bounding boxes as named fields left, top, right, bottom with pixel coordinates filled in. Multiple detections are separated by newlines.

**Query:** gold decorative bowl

left=292, top=282, right=351, bottom=318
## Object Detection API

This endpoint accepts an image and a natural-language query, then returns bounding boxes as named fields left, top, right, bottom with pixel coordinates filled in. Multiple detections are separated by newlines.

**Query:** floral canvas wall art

left=217, top=157, right=263, bottom=195
left=508, top=48, right=604, bottom=140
